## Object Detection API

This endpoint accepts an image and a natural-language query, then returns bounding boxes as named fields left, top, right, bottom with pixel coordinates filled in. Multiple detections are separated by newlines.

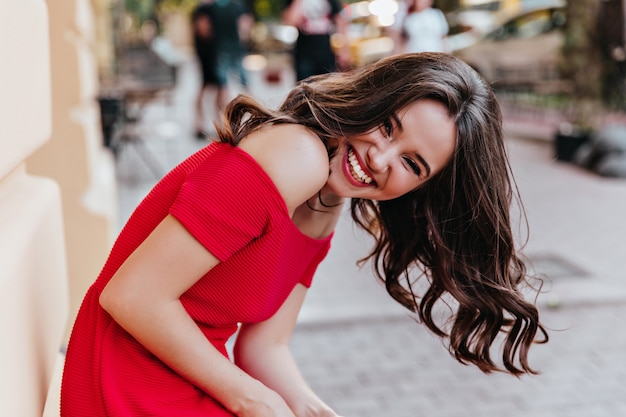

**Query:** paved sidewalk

left=116, top=52, right=626, bottom=417
left=291, top=304, right=626, bottom=417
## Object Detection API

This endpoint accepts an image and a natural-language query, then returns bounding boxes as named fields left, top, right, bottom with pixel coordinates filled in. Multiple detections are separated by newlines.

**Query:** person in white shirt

left=392, top=0, right=449, bottom=54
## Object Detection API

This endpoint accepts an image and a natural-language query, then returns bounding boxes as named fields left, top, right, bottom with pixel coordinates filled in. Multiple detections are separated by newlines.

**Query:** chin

left=323, top=177, right=347, bottom=199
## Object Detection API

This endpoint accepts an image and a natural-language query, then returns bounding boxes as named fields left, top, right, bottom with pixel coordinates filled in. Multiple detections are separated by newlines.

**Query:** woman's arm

left=234, top=284, right=340, bottom=417
left=234, top=124, right=344, bottom=416
left=281, top=0, right=304, bottom=28
left=99, top=215, right=296, bottom=417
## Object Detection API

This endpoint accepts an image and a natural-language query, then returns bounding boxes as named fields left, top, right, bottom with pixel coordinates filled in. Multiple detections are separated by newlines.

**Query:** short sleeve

left=170, top=146, right=279, bottom=261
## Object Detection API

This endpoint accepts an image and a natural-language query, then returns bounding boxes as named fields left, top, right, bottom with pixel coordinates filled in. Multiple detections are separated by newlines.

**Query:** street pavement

left=116, top=52, right=626, bottom=417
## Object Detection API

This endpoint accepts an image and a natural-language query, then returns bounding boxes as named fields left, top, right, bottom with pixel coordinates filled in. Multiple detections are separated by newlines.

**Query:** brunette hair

left=217, top=53, right=548, bottom=375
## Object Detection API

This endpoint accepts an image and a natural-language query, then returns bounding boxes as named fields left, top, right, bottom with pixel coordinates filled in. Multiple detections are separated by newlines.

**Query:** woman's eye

left=382, top=119, right=393, bottom=136
left=402, top=156, right=421, bottom=176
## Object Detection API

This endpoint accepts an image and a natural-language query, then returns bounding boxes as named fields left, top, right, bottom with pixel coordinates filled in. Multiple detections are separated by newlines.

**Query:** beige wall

left=0, top=1, right=69, bottom=416
left=27, top=0, right=118, bottom=342
left=1, top=0, right=118, bottom=415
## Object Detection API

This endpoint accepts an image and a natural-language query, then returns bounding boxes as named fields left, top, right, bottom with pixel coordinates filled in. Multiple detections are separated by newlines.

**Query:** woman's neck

left=308, top=187, right=344, bottom=212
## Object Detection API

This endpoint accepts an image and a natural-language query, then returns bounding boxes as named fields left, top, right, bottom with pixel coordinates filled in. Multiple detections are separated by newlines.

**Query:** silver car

left=453, top=2, right=566, bottom=91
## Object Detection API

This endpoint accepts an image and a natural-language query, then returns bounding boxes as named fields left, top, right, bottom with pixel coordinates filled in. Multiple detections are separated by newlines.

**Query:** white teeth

left=348, top=148, right=373, bottom=184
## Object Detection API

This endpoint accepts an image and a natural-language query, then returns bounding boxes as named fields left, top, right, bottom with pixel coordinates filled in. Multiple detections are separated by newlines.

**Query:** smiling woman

left=60, top=53, right=548, bottom=417
left=324, top=98, right=456, bottom=201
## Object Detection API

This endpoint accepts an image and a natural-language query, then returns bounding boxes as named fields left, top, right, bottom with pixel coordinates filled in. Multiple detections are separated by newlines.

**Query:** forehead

left=398, top=99, right=457, bottom=174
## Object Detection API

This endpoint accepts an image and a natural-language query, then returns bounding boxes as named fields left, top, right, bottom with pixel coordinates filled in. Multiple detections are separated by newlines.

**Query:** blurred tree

left=435, top=0, right=461, bottom=13
left=125, top=0, right=158, bottom=25
left=560, top=0, right=602, bottom=104
left=597, top=0, right=626, bottom=109
left=157, top=0, right=198, bottom=15
left=251, top=0, right=283, bottom=20
left=123, top=0, right=198, bottom=29
left=561, top=0, right=626, bottom=115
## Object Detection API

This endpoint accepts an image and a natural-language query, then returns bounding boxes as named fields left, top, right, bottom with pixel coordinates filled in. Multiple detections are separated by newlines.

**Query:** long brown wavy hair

left=216, top=52, right=548, bottom=375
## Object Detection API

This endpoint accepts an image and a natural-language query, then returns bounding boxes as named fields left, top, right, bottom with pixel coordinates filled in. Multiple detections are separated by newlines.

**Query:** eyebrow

left=394, top=114, right=432, bottom=177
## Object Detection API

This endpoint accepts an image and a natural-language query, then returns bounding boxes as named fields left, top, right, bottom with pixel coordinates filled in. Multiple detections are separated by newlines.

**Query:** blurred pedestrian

left=282, top=0, right=351, bottom=81
left=60, top=53, right=548, bottom=417
left=392, top=0, right=449, bottom=54
left=192, top=0, right=253, bottom=139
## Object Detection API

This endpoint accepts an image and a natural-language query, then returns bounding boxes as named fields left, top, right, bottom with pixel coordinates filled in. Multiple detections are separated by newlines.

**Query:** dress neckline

left=212, top=142, right=334, bottom=244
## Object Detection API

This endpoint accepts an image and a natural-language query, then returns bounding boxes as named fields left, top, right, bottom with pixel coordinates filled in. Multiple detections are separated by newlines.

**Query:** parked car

left=453, top=1, right=567, bottom=91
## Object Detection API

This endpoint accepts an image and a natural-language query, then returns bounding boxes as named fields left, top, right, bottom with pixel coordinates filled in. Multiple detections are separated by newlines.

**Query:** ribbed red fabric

left=60, top=142, right=332, bottom=416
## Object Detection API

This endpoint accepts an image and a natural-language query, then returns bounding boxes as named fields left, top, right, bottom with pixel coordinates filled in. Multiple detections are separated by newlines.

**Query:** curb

left=503, top=118, right=559, bottom=143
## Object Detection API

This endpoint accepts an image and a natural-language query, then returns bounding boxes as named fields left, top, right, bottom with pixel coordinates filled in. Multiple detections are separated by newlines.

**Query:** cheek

left=385, top=173, right=420, bottom=198
left=328, top=153, right=344, bottom=180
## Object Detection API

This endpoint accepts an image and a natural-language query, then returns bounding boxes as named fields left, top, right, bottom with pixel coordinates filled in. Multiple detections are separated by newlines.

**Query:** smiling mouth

left=347, top=147, right=374, bottom=185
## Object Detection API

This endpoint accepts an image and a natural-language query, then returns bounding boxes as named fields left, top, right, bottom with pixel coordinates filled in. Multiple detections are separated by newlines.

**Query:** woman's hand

left=234, top=384, right=296, bottom=417
left=291, top=402, right=344, bottom=417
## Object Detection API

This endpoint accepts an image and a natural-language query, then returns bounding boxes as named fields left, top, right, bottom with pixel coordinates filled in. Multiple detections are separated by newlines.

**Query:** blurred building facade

left=0, top=1, right=118, bottom=415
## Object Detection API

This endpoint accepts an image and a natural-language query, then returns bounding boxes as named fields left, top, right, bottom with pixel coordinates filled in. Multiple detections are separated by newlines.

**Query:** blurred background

left=2, top=1, right=626, bottom=416
left=100, top=0, right=626, bottom=106
left=96, top=0, right=626, bottom=173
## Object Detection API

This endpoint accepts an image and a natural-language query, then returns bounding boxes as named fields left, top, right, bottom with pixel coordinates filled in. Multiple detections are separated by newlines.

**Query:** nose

left=366, top=140, right=393, bottom=173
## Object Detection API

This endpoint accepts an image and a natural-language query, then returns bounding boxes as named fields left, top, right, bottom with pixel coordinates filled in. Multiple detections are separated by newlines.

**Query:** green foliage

left=435, top=0, right=461, bottom=13
left=125, top=0, right=158, bottom=23
left=124, top=0, right=197, bottom=26
left=158, top=0, right=199, bottom=15
left=558, top=0, right=626, bottom=128
left=559, top=0, right=602, bottom=101
left=251, top=0, right=284, bottom=20
left=560, top=0, right=626, bottom=122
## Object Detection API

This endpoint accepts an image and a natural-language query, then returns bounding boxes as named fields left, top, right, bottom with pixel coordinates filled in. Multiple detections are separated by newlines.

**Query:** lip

left=342, top=144, right=376, bottom=188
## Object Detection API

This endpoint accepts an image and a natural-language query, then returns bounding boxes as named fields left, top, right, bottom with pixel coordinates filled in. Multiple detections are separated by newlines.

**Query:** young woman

left=60, top=53, right=548, bottom=417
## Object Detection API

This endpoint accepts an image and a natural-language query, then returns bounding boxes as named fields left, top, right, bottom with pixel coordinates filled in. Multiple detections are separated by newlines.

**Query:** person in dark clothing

left=282, top=0, right=350, bottom=81
left=192, top=3, right=218, bottom=84
left=192, top=0, right=253, bottom=139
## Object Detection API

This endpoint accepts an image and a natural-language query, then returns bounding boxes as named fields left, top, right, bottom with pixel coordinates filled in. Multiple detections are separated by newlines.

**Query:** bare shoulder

left=238, top=124, right=330, bottom=213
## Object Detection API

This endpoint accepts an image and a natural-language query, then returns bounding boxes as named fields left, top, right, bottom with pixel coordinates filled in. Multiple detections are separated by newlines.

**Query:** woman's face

left=325, top=99, right=456, bottom=201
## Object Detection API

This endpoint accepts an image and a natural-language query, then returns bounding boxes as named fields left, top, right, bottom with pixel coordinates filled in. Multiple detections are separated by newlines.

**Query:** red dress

left=60, top=142, right=333, bottom=416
